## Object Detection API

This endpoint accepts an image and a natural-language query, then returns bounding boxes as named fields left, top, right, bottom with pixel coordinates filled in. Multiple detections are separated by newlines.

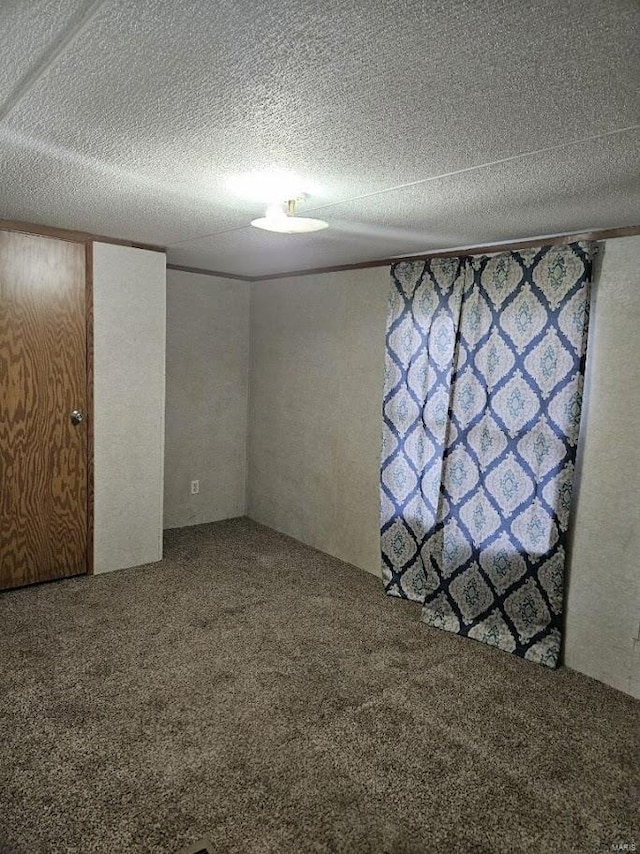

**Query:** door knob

left=70, top=409, right=84, bottom=425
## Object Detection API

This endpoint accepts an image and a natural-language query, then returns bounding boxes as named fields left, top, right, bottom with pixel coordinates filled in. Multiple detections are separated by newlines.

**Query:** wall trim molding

left=0, top=219, right=166, bottom=254
left=5, top=220, right=639, bottom=281
left=166, top=263, right=250, bottom=282
left=169, top=223, right=640, bottom=283
left=247, top=224, right=640, bottom=282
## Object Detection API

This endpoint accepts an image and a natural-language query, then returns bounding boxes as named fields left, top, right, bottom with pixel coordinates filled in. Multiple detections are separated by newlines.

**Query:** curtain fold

left=380, top=242, right=594, bottom=668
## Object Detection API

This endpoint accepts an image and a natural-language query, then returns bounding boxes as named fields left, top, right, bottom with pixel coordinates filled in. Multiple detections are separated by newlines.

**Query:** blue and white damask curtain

left=380, top=242, right=594, bottom=668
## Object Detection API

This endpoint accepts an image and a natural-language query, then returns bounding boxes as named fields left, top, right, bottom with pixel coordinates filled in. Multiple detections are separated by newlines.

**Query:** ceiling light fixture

left=251, top=197, right=329, bottom=234
left=227, top=169, right=314, bottom=204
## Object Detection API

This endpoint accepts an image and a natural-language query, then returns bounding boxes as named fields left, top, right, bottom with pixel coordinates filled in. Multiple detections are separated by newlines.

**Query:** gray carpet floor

left=0, top=518, right=638, bottom=854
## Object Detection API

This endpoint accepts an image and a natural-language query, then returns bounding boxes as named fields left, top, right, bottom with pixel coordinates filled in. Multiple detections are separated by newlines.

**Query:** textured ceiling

left=0, top=0, right=639, bottom=277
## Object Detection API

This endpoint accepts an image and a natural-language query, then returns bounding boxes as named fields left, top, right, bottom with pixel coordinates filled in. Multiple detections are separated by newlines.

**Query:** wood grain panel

left=85, top=243, right=94, bottom=575
left=0, top=231, right=87, bottom=589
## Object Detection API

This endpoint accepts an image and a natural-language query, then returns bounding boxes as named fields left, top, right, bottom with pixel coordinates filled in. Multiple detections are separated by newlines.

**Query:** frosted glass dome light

left=251, top=199, right=328, bottom=234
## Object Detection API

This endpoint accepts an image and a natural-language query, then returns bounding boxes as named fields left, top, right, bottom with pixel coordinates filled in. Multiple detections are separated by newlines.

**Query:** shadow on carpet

left=1, top=518, right=638, bottom=853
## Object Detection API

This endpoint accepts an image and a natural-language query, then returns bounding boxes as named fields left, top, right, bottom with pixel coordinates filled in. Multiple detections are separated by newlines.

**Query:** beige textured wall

left=93, top=243, right=166, bottom=573
left=248, top=268, right=388, bottom=572
left=564, top=236, right=640, bottom=697
left=164, top=270, right=250, bottom=528
left=247, top=240, right=640, bottom=697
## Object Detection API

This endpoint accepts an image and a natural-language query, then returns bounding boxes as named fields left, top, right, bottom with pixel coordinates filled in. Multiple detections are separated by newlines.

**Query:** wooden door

left=0, top=230, right=88, bottom=589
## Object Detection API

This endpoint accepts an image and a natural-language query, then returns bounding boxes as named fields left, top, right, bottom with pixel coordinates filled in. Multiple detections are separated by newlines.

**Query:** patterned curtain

left=380, top=242, right=594, bottom=668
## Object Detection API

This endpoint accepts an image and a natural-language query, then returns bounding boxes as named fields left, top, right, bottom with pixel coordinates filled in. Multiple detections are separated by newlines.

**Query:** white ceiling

left=1, top=0, right=639, bottom=278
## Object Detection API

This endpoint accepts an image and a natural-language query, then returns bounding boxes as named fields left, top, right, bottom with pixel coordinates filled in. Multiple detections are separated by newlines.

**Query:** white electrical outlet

left=190, top=480, right=200, bottom=495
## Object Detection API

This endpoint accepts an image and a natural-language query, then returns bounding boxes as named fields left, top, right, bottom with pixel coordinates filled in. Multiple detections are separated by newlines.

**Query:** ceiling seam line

left=0, top=0, right=106, bottom=122
left=303, top=122, right=640, bottom=214
left=164, top=122, right=640, bottom=248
